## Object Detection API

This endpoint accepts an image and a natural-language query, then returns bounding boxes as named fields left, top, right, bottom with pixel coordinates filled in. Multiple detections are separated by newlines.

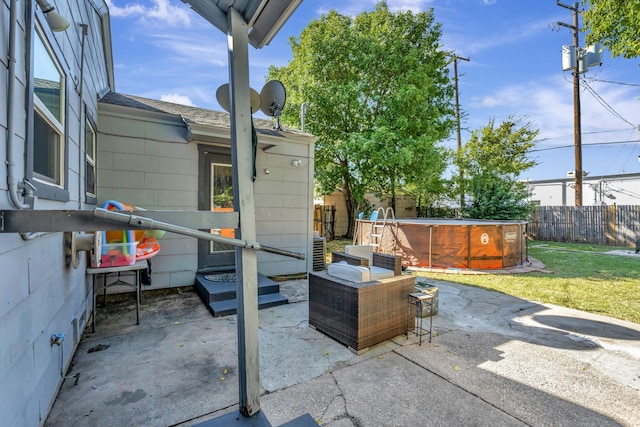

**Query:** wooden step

left=206, top=293, right=289, bottom=317
left=194, top=272, right=288, bottom=317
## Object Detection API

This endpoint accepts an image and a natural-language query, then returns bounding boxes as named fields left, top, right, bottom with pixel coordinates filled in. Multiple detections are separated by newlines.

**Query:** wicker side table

left=309, top=271, right=415, bottom=353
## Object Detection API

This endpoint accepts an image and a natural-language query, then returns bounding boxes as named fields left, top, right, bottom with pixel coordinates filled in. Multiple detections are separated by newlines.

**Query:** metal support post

left=227, top=7, right=261, bottom=417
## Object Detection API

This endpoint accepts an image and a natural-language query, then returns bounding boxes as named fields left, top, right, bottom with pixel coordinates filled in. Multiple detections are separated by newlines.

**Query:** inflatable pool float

left=100, top=200, right=162, bottom=266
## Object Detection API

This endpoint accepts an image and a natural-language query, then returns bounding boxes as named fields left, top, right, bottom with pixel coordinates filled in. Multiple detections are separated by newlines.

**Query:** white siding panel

left=282, top=142, right=311, bottom=157
left=169, top=270, right=198, bottom=287
left=98, top=188, right=160, bottom=206
left=0, top=345, right=37, bottom=427
left=112, top=152, right=159, bottom=173
left=0, top=244, right=30, bottom=319
left=152, top=253, right=196, bottom=274
left=98, top=150, right=114, bottom=170
left=145, top=139, right=196, bottom=160
left=283, top=194, right=308, bottom=209
left=255, top=219, right=284, bottom=235
left=255, top=193, right=284, bottom=208
left=255, top=178, right=283, bottom=195
left=157, top=156, right=197, bottom=175
left=282, top=180, right=308, bottom=196
left=100, top=116, right=148, bottom=140
left=99, top=132, right=146, bottom=155
left=157, top=189, right=198, bottom=209
left=154, top=236, right=197, bottom=256
left=99, top=169, right=145, bottom=189
left=145, top=172, right=198, bottom=191
left=26, top=235, right=64, bottom=293
left=1, top=0, right=114, bottom=423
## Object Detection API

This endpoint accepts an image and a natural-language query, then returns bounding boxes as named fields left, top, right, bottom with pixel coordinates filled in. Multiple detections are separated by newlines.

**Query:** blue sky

left=105, top=0, right=640, bottom=180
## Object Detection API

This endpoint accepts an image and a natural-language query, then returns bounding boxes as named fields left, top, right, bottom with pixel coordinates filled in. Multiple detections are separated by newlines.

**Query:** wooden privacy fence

left=529, top=205, right=640, bottom=246
left=314, top=205, right=336, bottom=240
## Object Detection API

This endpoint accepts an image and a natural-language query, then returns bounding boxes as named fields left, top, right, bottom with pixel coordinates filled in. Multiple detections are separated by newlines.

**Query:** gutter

left=6, top=0, right=32, bottom=209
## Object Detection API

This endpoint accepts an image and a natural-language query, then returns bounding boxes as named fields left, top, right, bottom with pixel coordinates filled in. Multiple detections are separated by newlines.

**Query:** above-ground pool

left=354, top=218, right=528, bottom=269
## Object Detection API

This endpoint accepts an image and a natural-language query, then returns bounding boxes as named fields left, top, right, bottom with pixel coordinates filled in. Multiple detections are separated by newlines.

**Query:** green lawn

left=326, top=239, right=640, bottom=324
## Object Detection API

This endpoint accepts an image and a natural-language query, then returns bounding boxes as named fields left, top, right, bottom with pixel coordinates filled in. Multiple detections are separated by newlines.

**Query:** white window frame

left=85, top=116, right=97, bottom=200
left=32, top=23, right=66, bottom=189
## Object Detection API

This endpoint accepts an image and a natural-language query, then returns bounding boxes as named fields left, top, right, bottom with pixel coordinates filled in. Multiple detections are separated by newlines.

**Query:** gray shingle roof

left=99, top=91, right=309, bottom=137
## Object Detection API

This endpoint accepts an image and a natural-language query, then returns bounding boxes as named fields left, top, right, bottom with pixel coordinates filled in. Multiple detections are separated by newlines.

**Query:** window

left=33, top=24, right=65, bottom=188
left=85, top=115, right=97, bottom=201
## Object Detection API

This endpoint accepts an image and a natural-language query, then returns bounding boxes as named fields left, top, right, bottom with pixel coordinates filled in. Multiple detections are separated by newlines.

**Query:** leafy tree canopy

left=458, top=117, right=538, bottom=220
left=582, top=0, right=640, bottom=59
left=267, top=1, right=455, bottom=236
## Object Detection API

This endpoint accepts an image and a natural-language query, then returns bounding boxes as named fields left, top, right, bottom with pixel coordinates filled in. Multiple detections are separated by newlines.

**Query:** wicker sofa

left=309, top=248, right=415, bottom=353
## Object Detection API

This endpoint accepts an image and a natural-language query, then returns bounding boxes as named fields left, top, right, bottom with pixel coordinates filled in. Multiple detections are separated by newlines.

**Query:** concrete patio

left=45, top=275, right=640, bottom=426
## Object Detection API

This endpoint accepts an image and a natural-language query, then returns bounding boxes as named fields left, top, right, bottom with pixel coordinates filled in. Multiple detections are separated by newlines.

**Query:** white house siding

left=529, top=173, right=640, bottom=206
left=0, top=1, right=113, bottom=425
left=97, top=99, right=315, bottom=285
left=254, top=137, right=314, bottom=275
left=96, top=108, right=200, bottom=289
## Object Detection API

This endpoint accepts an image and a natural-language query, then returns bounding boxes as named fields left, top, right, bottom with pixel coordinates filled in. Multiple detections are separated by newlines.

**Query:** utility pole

left=557, top=1, right=583, bottom=206
left=449, top=53, right=470, bottom=208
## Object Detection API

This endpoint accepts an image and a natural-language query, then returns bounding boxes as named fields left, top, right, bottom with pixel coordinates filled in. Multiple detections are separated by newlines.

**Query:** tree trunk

left=390, top=175, right=397, bottom=214
left=342, top=167, right=356, bottom=239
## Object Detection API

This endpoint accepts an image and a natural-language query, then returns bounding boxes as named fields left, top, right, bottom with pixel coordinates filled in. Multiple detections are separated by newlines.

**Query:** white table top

left=86, top=260, right=148, bottom=275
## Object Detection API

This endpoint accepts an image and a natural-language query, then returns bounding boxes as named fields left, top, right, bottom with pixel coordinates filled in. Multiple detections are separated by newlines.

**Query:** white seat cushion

left=369, top=266, right=395, bottom=281
left=327, top=261, right=371, bottom=283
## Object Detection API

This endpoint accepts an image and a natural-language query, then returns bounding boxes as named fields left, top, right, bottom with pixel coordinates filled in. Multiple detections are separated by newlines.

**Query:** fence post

left=610, top=204, right=616, bottom=245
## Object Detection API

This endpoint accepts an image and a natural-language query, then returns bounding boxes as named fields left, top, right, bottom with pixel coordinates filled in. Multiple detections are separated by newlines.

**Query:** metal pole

left=228, top=7, right=261, bottom=416
left=92, top=208, right=305, bottom=259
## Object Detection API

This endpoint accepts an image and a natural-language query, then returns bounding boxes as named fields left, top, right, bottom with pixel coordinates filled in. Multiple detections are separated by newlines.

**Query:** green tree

left=456, top=117, right=538, bottom=220
left=582, top=0, right=640, bottom=59
left=268, top=2, right=454, bottom=237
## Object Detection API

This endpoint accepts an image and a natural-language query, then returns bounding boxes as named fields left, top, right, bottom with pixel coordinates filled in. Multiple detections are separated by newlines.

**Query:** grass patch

left=325, top=238, right=640, bottom=324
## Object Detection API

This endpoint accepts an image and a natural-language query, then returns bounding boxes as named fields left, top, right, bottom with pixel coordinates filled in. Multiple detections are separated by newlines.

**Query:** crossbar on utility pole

left=557, top=1, right=583, bottom=206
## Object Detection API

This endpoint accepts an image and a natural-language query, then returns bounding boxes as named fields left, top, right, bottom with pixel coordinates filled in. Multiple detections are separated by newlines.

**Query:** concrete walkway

left=45, top=277, right=640, bottom=426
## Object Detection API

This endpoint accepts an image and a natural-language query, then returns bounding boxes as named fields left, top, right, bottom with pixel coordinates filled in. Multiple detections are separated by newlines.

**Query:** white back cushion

left=345, top=245, right=374, bottom=266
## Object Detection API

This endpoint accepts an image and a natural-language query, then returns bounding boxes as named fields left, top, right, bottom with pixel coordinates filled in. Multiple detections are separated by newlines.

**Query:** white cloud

left=386, top=0, right=435, bottom=13
left=160, top=93, right=195, bottom=106
left=147, top=32, right=227, bottom=67
left=466, top=74, right=639, bottom=149
left=315, top=0, right=436, bottom=17
left=106, top=0, right=191, bottom=27
left=442, top=16, right=552, bottom=57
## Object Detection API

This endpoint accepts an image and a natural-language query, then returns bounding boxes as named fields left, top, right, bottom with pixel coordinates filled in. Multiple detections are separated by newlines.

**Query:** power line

left=532, top=128, right=635, bottom=144
left=589, top=78, right=640, bottom=87
left=530, top=139, right=640, bottom=152
left=582, top=80, right=635, bottom=126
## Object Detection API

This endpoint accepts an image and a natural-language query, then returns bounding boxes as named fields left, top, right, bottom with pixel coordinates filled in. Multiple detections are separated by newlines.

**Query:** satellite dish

left=250, top=89, right=262, bottom=113
left=216, top=83, right=262, bottom=113
left=260, top=80, right=286, bottom=130
left=216, top=84, right=231, bottom=112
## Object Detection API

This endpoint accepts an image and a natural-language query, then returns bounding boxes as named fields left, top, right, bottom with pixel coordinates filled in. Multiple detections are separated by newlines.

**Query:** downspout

left=77, top=23, right=88, bottom=210
left=6, top=0, right=32, bottom=210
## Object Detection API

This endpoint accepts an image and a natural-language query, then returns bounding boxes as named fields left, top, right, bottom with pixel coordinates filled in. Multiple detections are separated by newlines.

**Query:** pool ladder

left=370, top=207, right=395, bottom=251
